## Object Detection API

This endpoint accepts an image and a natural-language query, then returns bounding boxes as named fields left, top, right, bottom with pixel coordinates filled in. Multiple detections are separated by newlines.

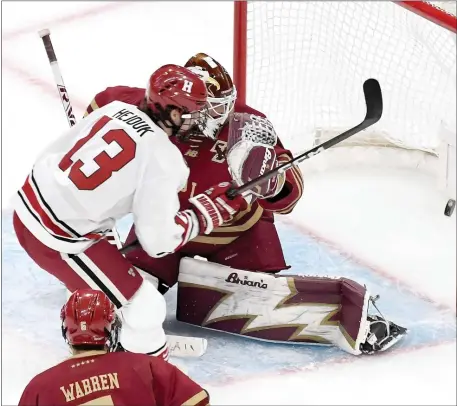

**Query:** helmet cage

left=180, top=108, right=210, bottom=140
left=204, top=87, right=237, bottom=139
left=187, top=65, right=236, bottom=139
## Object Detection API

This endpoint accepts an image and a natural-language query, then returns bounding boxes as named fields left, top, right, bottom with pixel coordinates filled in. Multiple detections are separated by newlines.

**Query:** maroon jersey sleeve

left=234, top=104, right=304, bottom=214
left=83, top=86, right=145, bottom=117
left=18, top=379, right=39, bottom=406
left=149, top=358, right=209, bottom=406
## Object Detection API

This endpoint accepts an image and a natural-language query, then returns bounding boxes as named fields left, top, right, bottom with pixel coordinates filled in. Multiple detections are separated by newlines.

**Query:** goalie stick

left=38, top=29, right=207, bottom=358
left=120, top=78, right=383, bottom=254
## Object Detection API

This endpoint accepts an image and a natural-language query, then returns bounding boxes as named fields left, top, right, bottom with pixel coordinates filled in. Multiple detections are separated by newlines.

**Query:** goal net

left=233, top=1, right=456, bottom=172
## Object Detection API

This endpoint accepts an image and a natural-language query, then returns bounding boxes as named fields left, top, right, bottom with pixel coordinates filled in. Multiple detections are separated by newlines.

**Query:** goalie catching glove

left=227, top=113, right=285, bottom=199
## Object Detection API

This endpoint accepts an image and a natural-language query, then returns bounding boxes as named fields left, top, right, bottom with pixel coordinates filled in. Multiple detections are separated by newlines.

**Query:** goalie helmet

left=61, top=289, right=118, bottom=348
left=145, top=64, right=209, bottom=139
left=185, top=53, right=237, bottom=139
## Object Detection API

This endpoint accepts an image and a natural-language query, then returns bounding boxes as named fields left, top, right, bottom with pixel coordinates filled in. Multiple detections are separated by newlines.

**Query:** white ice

left=1, top=2, right=456, bottom=405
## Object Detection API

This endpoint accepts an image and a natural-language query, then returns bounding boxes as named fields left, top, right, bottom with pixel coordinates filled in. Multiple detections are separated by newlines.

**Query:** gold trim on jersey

left=83, top=98, right=100, bottom=117
left=191, top=235, right=238, bottom=245
left=211, top=204, right=263, bottom=233
left=91, top=98, right=100, bottom=111
left=182, top=390, right=209, bottom=406
left=69, top=350, right=107, bottom=359
left=190, top=205, right=263, bottom=244
left=269, top=154, right=304, bottom=215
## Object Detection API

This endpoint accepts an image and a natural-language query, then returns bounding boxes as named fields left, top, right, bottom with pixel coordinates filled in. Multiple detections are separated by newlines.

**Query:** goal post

left=395, top=1, right=457, bottom=32
left=233, top=1, right=248, bottom=107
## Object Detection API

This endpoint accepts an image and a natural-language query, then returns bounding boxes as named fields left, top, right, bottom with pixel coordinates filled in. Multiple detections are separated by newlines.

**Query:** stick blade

left=167, top=335, right=208, bottom=358
left=363, top=78, right=383, bottom=123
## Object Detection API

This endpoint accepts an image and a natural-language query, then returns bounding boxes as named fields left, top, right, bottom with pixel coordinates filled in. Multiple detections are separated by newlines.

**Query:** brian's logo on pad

left=225, top=272, right=268, bottom=289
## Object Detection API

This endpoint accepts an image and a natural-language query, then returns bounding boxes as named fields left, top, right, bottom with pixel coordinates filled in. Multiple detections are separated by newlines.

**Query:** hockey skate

left=360, top=296, right=408, bottom=354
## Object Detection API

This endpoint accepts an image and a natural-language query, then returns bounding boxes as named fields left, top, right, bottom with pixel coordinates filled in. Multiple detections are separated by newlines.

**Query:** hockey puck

left=444, top=199, right=455, bottom=217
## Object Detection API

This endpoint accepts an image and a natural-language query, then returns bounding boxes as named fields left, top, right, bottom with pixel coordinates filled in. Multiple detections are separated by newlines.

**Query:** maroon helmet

left=61, top=289, right=117, bottom=347
left=145, top=64, right=209, bottom=138
left=185, top=53, right=237, bottom=139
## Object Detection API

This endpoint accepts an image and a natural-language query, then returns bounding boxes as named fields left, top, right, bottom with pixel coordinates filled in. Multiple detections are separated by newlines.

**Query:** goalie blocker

left=176, top=258, right=407, bottom=355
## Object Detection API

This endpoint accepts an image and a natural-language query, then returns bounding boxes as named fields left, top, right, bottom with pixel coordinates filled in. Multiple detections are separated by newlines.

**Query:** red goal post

left=395, top=1, right=457, bottom=32
left=232, top=1, right=456, bottom=162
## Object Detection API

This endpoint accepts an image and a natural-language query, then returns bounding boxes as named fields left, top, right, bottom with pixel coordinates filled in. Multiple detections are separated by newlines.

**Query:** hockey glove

left=236, top=145, right=285, bottom=199
left=226, top=112, right=285, bottom=199
left=189, top=182, right=249, bottom=235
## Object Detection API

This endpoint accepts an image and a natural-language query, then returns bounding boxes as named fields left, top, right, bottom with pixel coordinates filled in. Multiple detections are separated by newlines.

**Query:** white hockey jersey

left=13, top=101, right=192, bottom=256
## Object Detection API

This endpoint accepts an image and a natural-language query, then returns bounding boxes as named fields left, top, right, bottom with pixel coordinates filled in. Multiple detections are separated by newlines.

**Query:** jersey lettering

left=79, top=395, right=114, bottom=405
left=59, top=116, right=137, bottom=190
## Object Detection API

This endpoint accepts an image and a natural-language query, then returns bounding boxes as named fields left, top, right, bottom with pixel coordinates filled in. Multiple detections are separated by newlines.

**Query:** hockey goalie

left=175, top=109, right=408, bottom=356
left=85, top=53, right=407, bottom=356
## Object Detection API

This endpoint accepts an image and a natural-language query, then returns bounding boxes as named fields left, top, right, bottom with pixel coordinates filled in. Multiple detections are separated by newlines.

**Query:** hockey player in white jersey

left=12, top=64, right=249, bottom=359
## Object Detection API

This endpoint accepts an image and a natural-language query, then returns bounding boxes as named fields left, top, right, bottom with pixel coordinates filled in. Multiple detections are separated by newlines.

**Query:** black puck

left=444, top=199, right=456, bottom=217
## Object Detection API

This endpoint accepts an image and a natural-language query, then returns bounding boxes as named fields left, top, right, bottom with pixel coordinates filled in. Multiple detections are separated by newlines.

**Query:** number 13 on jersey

left=59, top=116, right=137, bottom=190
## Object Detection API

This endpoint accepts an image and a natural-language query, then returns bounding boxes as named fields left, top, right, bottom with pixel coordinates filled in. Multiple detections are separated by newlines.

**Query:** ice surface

left=2, top=2, right=456, bottom=405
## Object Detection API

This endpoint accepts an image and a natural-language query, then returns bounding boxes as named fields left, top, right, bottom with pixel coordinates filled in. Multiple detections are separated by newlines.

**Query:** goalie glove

left=189, top=182, right=249, bottom=234
left=227, top=113, right=285, bottom=199
left=237, top=144, right=285, bottom=199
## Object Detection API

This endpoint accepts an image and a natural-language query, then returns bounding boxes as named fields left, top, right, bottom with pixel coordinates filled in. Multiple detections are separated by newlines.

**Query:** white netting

left=433, top=0, right=457, bottom=15
left=243, top=1, right=456, bottom=159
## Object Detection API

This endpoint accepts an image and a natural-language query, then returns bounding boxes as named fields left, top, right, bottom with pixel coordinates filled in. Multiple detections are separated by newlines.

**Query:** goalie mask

left=185, top=53, right=237, bottom=140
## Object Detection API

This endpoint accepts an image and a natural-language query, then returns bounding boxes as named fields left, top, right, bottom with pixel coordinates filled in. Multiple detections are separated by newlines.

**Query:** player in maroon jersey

left=19, top=289, right=209, bottom=406
left=83, top=54, right=407, bottom=356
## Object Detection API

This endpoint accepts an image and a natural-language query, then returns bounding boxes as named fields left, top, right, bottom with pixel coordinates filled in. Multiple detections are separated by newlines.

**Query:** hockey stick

left=120, top=79, right=383, bottom=255
left=38, top=28, right=123, bottom=249
left=38, top=29, right=76, bottom=127
left=226, top=78, right=383, bottom=198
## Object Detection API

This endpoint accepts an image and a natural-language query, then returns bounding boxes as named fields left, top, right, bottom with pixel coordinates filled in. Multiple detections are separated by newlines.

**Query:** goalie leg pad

left=177, top=258, right=370, bottom=355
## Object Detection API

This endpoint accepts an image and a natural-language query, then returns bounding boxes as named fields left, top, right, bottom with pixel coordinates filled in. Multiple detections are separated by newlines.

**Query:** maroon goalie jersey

left=18, top=351, right=209, bottom=406
left=84, top=86, right=303, bottom=247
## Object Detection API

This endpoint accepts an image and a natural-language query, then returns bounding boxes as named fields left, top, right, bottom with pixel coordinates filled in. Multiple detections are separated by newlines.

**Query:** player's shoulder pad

left=95, top=86, right=145, bottom=109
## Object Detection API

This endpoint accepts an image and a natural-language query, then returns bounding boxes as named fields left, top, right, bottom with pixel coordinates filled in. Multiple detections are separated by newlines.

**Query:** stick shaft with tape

left=38, top=29, right=76, bottom=127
